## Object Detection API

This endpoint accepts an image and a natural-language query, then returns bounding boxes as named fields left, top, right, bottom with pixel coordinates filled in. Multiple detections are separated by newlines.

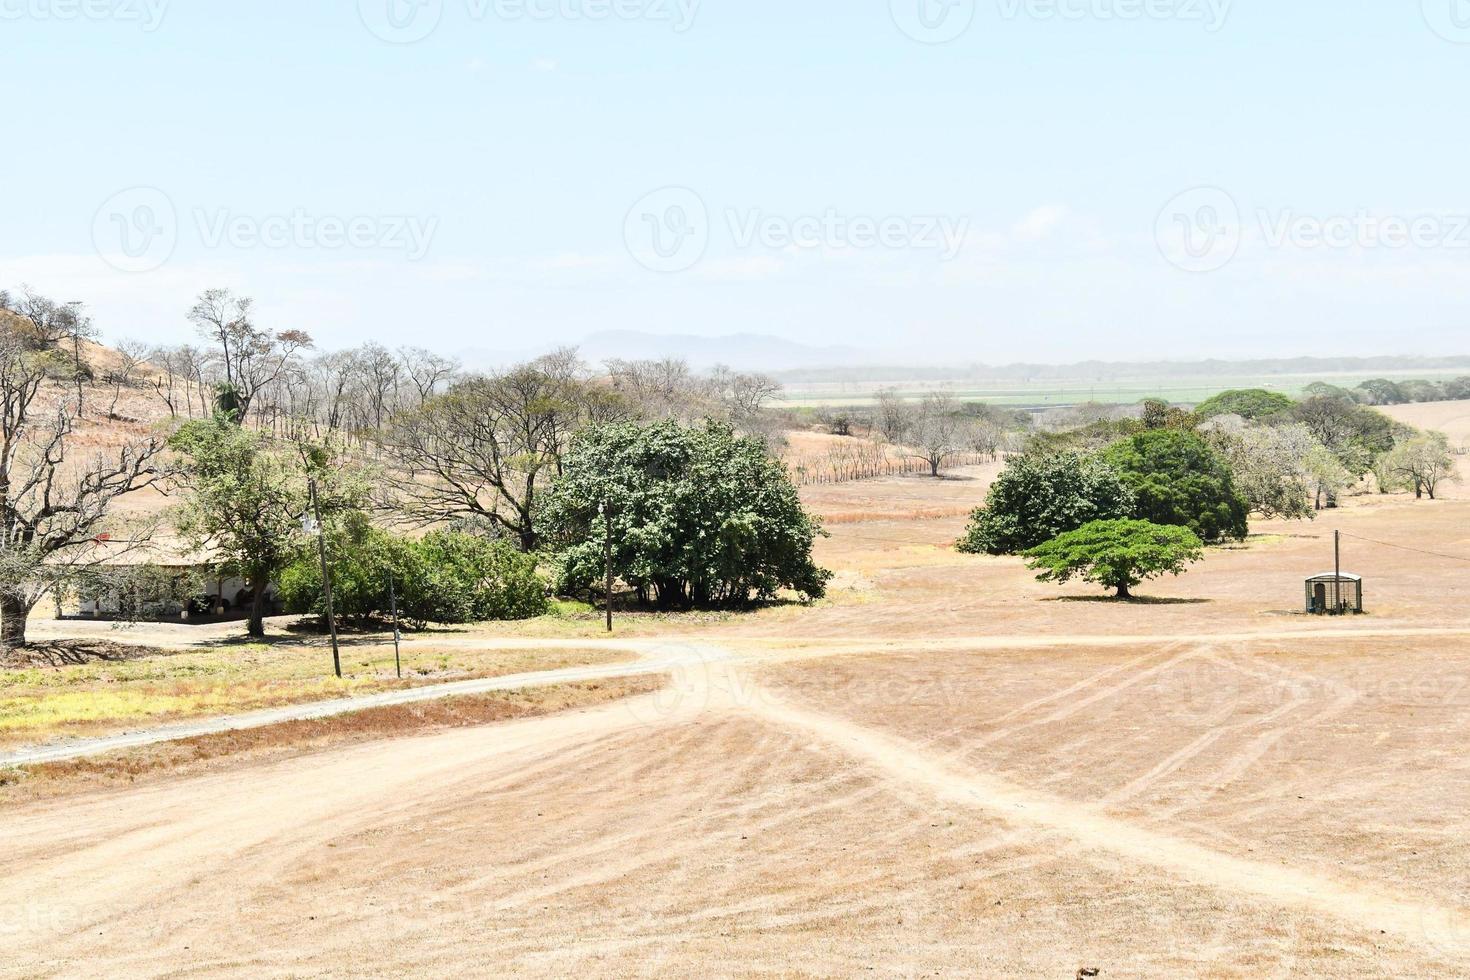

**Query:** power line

left=1338, top=531, right=1470, bottom=565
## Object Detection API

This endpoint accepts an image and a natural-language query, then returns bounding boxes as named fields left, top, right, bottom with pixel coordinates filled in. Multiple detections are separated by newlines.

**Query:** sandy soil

left=5, top=467, right=1470, bottom=976
left=1382, top=399, right=1470, bottom=450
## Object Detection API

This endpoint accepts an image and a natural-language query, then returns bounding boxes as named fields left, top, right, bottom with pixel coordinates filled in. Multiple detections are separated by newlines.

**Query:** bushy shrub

left=279, top=519, right=547, bottom=627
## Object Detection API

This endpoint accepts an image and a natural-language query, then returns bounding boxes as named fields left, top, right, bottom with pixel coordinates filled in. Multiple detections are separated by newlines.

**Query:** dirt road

left=6, top=624, right=1470, bottom=976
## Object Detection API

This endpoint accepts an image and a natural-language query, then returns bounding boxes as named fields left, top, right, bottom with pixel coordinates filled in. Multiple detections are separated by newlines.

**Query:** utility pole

left=600, top=500, right=613, bottom=633
left=309, top=478, right=342, bottom=679
left=389, top=573, right=402, bottom=680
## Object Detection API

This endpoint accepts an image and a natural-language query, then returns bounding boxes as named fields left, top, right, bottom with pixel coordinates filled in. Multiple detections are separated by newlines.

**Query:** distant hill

left=460, top=331, right=872, bottom=373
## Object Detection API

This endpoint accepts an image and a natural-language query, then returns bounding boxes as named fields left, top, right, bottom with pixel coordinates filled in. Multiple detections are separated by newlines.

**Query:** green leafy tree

left=1025, top=519, right=1205, bottom=599
left=1102, top=430, right=1249, bottom=543
left=956, top=451, right=1134, bottom=556
left=169, top=415, right=361, bottom=637
left=1194, top=389, right=1295, bottom=421
left=1354, top=378, right=1408, bottom=406
left=541, top=419, right=830, bottom=609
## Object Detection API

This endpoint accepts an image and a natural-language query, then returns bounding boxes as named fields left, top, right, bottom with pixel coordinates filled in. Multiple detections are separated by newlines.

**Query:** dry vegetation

left=0, top=636, right=631, bottom=750
left=0, top=677, right=662, bottom=806
left=781, top=429, right=994, bottom=485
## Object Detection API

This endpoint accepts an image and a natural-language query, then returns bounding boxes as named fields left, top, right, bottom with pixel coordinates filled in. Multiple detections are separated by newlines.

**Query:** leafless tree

left=355, top=342, right=401, bottom=433
left=0, top=324, right=165, bottom=647
left=874, top=388, right=912, bottom=444
left=9, top=287, right=97, bottom=409
left=380, top=360, right=589, bottom=550
left=904, top=393, right=971, bottom=477
left=105, top=339, right=151, bottom=418
left=188, top=288, right=312, bottom=424
left=399, top=347, right=460, bottom=406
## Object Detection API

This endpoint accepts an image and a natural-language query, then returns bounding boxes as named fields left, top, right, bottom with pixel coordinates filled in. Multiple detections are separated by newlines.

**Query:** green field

left=774, top=369, right=1470, bottom=410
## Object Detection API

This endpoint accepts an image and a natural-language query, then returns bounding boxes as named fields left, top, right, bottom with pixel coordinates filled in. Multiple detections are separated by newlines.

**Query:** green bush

left=957, top=451, right=1135, bottom=556
left=279, top=521, right=547, bottom=627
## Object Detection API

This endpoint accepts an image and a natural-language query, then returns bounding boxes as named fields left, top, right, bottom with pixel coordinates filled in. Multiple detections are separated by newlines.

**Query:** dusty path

left=11, top=624, right=1465, bottom=768
left=0, top=639, right=721, bottom=768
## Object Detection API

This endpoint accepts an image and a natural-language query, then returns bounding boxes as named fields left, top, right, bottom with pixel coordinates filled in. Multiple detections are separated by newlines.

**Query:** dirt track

left=5, top=470, right=1470, bottom=976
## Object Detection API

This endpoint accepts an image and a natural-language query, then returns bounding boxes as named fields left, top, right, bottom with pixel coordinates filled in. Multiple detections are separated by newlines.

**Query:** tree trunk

left=0, top=593, right=31, bottom=649
left=1115, top=583, right=1132, bottom=600
left=247, top=584, right=268, bottom=638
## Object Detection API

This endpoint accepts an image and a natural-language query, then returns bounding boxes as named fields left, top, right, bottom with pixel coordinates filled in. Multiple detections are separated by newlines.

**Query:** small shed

left=1305, top=573, right=1364, bottom=615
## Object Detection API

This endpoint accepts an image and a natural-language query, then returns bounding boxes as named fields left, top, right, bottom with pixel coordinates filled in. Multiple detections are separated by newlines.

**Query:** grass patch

left=0, top=640, right=631, bottom=749
left=0, top=676, right=663, bottom=806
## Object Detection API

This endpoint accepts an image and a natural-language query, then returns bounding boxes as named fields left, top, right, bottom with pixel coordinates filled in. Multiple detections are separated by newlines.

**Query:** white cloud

left=1012, top=204, right=1071, bottom=242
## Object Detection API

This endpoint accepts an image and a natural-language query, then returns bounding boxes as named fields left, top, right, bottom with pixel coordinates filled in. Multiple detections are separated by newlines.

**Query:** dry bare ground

left=5, top=465, right=1470, bottom=976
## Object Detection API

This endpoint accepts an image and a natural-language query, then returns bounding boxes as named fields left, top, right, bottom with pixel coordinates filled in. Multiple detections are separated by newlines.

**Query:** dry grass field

left=1383, top=399, right=1470, bottom=451
left=4, top=449, right=1470, bottom=974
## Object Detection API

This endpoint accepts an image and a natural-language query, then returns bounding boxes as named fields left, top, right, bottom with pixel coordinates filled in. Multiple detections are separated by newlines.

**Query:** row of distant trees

left=1333, top=377, right=1470, bottom=407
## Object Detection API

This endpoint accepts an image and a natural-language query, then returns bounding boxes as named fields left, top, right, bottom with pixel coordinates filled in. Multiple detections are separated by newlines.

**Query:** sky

left=4, top=0, right=1470, bottom=364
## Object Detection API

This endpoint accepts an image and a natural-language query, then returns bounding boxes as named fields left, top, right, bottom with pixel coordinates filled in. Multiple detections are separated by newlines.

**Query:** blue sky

left=4, top=0, right=1470, bottom=362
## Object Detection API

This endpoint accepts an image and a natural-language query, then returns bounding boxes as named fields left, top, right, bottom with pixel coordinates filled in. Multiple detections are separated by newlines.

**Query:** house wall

left=79, top=569, right=280, bottom=620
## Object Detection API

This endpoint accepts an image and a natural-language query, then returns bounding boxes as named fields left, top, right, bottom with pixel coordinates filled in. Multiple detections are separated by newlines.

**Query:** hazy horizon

left=7, top=3, right=1470, bottom=361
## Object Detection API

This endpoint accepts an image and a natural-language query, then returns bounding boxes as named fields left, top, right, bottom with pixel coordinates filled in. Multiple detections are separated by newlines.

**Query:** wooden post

left=389, top=573, right=402, bottom=680
left=601, top=501, right=614, bottom=634
left=310, top=479, right=342, bottom=679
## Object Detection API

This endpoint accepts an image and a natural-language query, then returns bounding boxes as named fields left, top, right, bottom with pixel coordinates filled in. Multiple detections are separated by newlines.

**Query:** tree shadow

left=1043, top=595, right=1212, bottom=606
left=0, top=640, right=161, bottom=669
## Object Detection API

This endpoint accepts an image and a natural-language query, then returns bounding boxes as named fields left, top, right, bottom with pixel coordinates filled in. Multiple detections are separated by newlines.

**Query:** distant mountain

left=459, top=331, right=873, bottom=373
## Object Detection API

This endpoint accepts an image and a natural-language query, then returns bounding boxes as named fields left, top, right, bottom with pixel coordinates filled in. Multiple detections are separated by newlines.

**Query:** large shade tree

left=1025, top=519, right=1205, bottom=599
left=541, top=419, right=830, bottom=609
left=1101, top=430, right=1249, bottom=543
left=957, top=451, right=1135, bottom=556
